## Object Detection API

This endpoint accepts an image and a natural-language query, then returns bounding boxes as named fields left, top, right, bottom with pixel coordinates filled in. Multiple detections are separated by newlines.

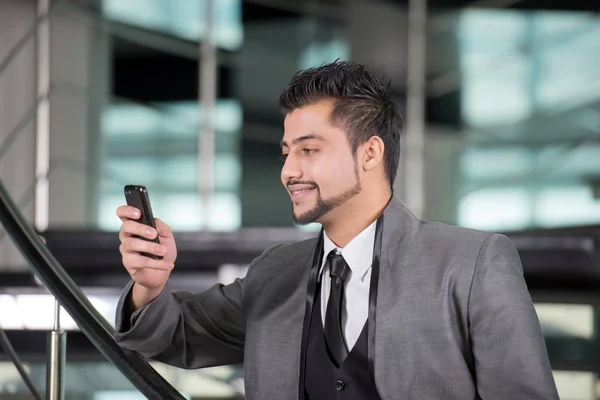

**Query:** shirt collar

left=320, top=219, right=377, bottom=281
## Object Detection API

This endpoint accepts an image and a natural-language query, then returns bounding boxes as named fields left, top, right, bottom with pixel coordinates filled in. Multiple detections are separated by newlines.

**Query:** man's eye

left=279, top=154, right=288, bottom=162
left=303, top=149, right=316, bottom=155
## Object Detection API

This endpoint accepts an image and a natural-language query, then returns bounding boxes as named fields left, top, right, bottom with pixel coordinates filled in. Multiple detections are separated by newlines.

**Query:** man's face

left=280, top=100, right=362, bottom=225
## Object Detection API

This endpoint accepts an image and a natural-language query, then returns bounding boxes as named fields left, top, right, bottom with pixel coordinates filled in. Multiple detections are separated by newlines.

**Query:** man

left=114, top=61, right=558, bottom=399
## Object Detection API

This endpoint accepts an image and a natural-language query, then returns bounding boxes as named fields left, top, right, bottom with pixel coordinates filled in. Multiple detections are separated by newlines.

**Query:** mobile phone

left=124, top=185, right=162, bottom=260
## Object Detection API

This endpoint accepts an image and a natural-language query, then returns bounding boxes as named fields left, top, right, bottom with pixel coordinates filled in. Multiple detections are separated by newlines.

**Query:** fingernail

left=146, top=228, right=152, bottom=236
left=156, top=246, right=164, bottom=253
left=133, top=210, right=140, bottom=217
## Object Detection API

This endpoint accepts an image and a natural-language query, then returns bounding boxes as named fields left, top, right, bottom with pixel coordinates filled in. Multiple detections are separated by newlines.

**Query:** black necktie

left=324, top=251, right=350, bottom=366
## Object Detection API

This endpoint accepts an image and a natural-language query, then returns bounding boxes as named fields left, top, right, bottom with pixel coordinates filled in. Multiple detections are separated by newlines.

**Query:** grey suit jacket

left=114, top=195, right=559, bottom=399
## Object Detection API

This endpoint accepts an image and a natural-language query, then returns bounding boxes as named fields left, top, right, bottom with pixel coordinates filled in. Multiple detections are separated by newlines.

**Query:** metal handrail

left=0, top=6, right=182, bottom=396
left=0, top=177, right=186, bottom=400
left=0, top=326, right=43, bottom=400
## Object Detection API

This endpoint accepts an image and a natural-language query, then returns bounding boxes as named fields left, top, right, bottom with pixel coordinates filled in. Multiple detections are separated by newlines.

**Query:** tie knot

left=327, top=251, right=350, bottom=282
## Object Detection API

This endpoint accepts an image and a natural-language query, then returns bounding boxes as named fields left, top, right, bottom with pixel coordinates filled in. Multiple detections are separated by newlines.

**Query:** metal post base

left=46, top=299, right=66, bottom=400
left=46, top=329, right=66, bottom=400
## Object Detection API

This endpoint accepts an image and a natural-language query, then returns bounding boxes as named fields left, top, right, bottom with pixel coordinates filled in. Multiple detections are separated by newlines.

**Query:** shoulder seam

left=246, top=243, right=286, bottom=275
left=466, top=233, right=493, bottom=325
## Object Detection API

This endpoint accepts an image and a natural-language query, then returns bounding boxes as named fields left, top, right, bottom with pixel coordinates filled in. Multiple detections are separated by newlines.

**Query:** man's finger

left=118, top=229, right=135, bottom=243
left=123, top=253, right=174, bottom=270
left=155, top=218, right=172, bottom=238
left=123, top=237, right=167, bottom=256
left=130, top=266, right=173, bottom=275
left=122, top=220, right=157, bottom=240
left=117, top=205, right=141, bottom=222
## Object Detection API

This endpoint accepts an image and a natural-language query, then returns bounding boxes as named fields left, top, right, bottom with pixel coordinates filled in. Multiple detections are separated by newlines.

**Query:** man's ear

left=362, top=136, right=385, bottom=172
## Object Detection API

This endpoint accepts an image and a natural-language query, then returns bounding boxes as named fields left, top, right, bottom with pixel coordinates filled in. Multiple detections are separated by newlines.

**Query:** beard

left=291, top=166, right=362, bottom=226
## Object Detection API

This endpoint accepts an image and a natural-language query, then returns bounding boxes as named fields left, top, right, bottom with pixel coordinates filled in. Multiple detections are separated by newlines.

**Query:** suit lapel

left=372, top=195, right=418, bottom=399
left=244, top=236, right=320, bottom=400
left=298, top=231, right=323, bottom=399
left=367, top=215, right=384, bottom=378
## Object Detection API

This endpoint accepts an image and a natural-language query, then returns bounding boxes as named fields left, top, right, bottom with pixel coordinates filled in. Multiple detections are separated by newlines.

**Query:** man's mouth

left=288, top=185, right=316, bottom=200
left=290, top=188, right=312, bottom=194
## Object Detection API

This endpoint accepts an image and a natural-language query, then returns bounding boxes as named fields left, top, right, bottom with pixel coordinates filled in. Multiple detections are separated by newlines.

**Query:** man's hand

left=117, top=205, right=178, bottom=311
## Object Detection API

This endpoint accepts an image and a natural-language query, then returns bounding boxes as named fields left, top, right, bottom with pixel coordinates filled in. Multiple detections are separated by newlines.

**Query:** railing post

left=35, top=0, right=51, bottom=232
left=46, top=298, right=66, bottom=400
left=403, top=0, right=428, bottom=218
left=199, top=0, right=216, bottom=230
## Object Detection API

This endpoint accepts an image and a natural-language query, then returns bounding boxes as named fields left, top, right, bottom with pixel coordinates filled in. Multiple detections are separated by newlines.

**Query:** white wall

left=0, top=0, right=105, bottom=271
left=0, top=0, right=37, bottom=271
left=48, top=3, right=105, bottom=228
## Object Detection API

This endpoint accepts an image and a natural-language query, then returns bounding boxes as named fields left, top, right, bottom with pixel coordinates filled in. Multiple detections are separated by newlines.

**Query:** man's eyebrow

left=280, top=133, right=326, bottom=148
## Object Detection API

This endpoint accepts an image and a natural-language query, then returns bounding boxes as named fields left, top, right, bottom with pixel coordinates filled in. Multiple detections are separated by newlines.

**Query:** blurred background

left=1, top=0, right=600, bottom=398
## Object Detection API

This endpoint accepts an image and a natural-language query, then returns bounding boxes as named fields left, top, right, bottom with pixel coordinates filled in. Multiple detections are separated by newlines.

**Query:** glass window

left=455, top=10, right=600, bottom=231
left=161, top=156, right=199, bottom=187
left=458, top=10, right=600, bottom=127
left=535, top=303, right=593, bottom=339
left=98, top=100, right=242, bottom=231
left=0, top=293, right=118, bottom=331
left=534, top=11, right=591, bottom=37
left=552, top=370, right=596, bottom=400
left=0, top=361, right=233, bottom=399
left=456, top=183, right=600, bottom=231
left=103, top=100, right=242, bottom=138
left=101, top=104, right=162, bottom=137
left=535, top=185, right=600, bottom=228
left=94, top=392, right=155, bottom=400
left=535, top=13, right=600, bottom=112
left=538, top=145, right=600, bottom=178
left=459, top=147, right=534, bottom=180
left=461, top=56, right=532, bottom=127
left=102, top=0, right=243, bottom=50
left=159, top=192, right=204, bottom=230
left=458, top=10, right=532, bottom=127
left=206, top=192, right=241, bottom=231
left=300, top=37, right=350, bottom=70
left=457, top=187, right=532, bottom=231
left=214, top=153, right=241, bottom=191
left=98, top=189, right=241, bottom=232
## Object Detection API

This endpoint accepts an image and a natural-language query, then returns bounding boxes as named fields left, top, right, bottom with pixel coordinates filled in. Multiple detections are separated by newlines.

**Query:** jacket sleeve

left=114, top=244, right=282, bottom=369
left=469, top=234, right=559, bottom=399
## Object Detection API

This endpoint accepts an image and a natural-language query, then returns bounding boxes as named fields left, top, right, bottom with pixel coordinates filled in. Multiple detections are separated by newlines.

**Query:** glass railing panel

left=0, top=361, right=244, bottom=399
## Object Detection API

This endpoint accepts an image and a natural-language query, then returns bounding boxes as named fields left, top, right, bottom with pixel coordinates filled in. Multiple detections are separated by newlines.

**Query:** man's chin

left=292, top=211, right=315, bottom=226
left=292, top=205, right=329, bottom=226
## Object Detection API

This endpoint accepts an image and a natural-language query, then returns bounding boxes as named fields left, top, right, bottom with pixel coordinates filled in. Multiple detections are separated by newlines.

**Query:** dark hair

left=278, top=60, right=403, bottom=188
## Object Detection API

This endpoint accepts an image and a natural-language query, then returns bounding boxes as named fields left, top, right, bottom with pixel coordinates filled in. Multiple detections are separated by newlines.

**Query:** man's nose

left=281, top=154, right=302, bottom=183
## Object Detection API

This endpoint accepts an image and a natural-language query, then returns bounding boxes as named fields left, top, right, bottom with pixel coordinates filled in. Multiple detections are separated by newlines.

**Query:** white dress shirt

left=319, top=220, right=377, bottom=350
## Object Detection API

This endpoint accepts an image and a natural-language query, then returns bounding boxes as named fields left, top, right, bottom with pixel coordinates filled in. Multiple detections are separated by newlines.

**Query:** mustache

left=287, top=180, right=318, bottom=189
